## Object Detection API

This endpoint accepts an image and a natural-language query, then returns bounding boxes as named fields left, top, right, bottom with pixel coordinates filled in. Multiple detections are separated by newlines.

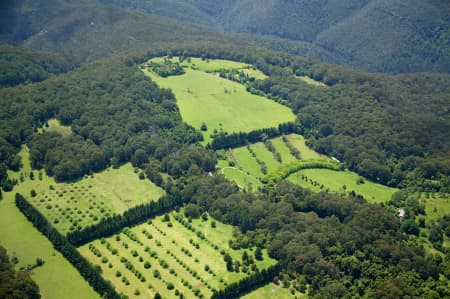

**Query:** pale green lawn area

left=9, top=147, right=164, bottom=234
left=422, top=195, right=450, bottom=222
left=1, top=147, right=100, bottom=299
left=150, top=56, right=251, bottom=72
left=272, top=137, right=298, bottom=164
left=231, top=147, right=263, bottom=177
left=80, top=212, right=276, bottom=299
left=251, top=143, right=281, bottom=173
left=142, top=65, right=295, bottom=144
left=242, top=68, right=268, bottom=80
left=180, top=57, right=250, bottom=72
left=222, top=167, right=262, bottom=191
left=286, top=134, right=323, bottom=160
left=296, top=75, right=327, bottom=87
left=288, top=169, right=398, bottom=202
left=38, top=118, right=72, bottom=137
left=242, top=282, right=307, bottom=299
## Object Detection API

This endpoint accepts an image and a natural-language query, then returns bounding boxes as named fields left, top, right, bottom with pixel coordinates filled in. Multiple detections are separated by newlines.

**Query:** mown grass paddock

left=142, top=57, right=295, bottom=144
left=287, top=168, right=398, bottom=202
left=216, top=133, right=397, bottom=203
left=242, top=282, right=307, bottom=299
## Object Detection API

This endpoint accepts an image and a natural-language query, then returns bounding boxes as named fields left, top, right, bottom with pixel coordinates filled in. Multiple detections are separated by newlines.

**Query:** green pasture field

left=251, top=143, right=281, bottom=173
left=296, top=75, right=327, bottom=87
left=181, top=57, right=250, bottom=72
left=8, top=147, right=164, bottom=234
left=79, top=212, right=276, bottom=299
left=1, top=147, right=100, bottom=299
left=38, top=118, right=72, bottom=136
left=421, top=194, right=450, bottom=222
left=287, top=168, right=398, bottom=202
left=271, top=137, right=298, bottom=164
left=218, top=134, right=325, bottom=189
left=241, top=68, right=267, bottom=80
left=151, top=56, right=251, bottom=72
left=221, top=167, right=263, bottom=190
left=286, top=134, right=323, bottom=160
left=231, top=147, right=263, bottom=178
left=142, top=59, right=295, bottom=143
left=242, top=282, right=306, bottom=299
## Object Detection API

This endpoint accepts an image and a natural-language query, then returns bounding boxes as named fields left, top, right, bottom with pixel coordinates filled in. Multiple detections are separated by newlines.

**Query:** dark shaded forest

left=0, top=245, right=40, bottom=299
left=0, top=43, right=73, bottom=88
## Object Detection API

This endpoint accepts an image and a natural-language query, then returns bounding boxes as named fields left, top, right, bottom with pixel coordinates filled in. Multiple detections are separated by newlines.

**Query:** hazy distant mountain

left=1, top=0, right=448, bottom=72
left=192, top=0, right=450, bottom=73
left=0, top=0, right=220, bottom=63
left=98, top=0, right=450, bottom=73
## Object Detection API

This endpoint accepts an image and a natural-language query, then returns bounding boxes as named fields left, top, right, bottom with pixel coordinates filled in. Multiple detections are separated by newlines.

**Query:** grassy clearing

left=296, top=76, right=327, bottom=87
left=150, top=57, right=267, bottom=79
left=150, top=56, right=251, bottom=72
left=271, top=137, right=298, bottom=164
left=231, top=147, right=263, bottom=178
left=143, top=59, right=295, bottom=144
left=242, top=282, right=306, bottom=299
left=180, top=57, right=250, bottom=72
left=421, top=194, right=450, bottom=222
left=9, top=147, right=164, bottom=234
left=286, top=134, right=323, bottom=160
left=250, top=143, right=281, bottom=173
left=288, top=169, right=398, bottom=202
left=79, top=212, right=276, bottom=299
left=219, top=134, right=325, bottom=189
left=222, top=167, right=263, bottom=190
left=241, top=68, right=267, bottom=80
left=1, top=147, right=100, bottom=299
left=38, top=118, right=72, bottom=137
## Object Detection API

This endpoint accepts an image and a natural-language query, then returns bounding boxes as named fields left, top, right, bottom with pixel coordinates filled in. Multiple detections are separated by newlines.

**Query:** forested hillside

left=2, top=0, right=448, bottom=73
left=99, top=0, right=450, bottom=73
left=0, top=0, right=221, bottom=64
left=0, top=55, right=216, bottom=190
left=0, top=43, right=73, bottom=87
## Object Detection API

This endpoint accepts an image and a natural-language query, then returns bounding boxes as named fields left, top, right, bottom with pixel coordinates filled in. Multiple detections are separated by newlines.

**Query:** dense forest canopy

left=0, top=43, right=73, bottom=88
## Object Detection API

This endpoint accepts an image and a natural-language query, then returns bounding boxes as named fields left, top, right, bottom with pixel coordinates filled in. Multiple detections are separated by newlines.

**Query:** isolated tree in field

left=201, top=122, right=208, bottom=131
left=201, top=212, right=208, bottom=221
left=163, top=213, right=170, bottom=222
left=154, top=293, right=162, bottom=299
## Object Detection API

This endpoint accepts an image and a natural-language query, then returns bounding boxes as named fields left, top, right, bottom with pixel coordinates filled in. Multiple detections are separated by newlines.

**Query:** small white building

left=398, top=208, right=406, bottom=218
